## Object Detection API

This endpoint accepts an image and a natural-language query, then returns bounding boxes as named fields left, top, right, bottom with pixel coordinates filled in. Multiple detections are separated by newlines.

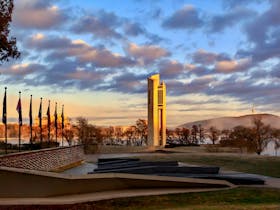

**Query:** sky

left=0, top=0, right=280, bottom=127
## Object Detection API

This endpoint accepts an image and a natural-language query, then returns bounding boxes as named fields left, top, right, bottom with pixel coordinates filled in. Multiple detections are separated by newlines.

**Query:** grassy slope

left=128, top=146, right=280, bottom=178
left=3, top=187, right=278, bottom=210
left=138, top=153, right=280, bottom=178
left=95, top=187, right=280, bottom=210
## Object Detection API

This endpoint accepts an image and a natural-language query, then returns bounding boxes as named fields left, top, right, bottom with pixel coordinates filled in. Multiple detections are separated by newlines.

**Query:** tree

left=220, top=118, right=273, bottom=155
left=191, top=125, right=198, bottom=144
left=124, top=126, right=136, bottom=145
left=135, top=119, right=148, bottom=145
left=76, top=117, right=89, bottom=144
left=76, top=117, right=102, bottom=144
left=115, top=127, right=123, bottom=141
left=63, top=128, right=74, bottom=146
left=198, top=124, right=205, bottom=143
left=174, top=127, right=190, bottom=144
left=0, top=0, right=20, bottom=63
left=208, top=126, right=220, bottom=145
left=221, top=129, right=231, bottom=141
left=251, top=117, right=271, bottom=155
left=166, top=128, right=175, bottom=142
left=228, top=126, right=252, bottom=153
left=105, top=126, right=114, bottom=142
left=271, top=128, right=280, bottom=156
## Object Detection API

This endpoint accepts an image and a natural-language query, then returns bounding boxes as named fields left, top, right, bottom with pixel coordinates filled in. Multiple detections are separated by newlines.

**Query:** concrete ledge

left=0, top=166, right=234, bottom=198
left=0, top=188, right=234, bottom=206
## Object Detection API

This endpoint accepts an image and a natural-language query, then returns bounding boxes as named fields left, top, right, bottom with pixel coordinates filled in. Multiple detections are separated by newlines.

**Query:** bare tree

left=228, top=126, right=252, bottom=153
left=271, top=128, right=280, bottom=156
left=174, top=127, right=190, bottom=144
left=76, top=117, right=89, bottom=144
left=251, top=117, right=271, bottom=155
left=208, top=126, right=220, bottom=145
left=64, top=128, right=74, bottom=146
left=191, top=125, right=198, bottom=144
left=124, top=126, right=136, bottom=146
left=198, top=124, right=205, bottom=143
left=136, top=119, right=148, bottom=145
left=220, top=118, right=274, bottom=155
left=105, top=126, right=114, bottom=143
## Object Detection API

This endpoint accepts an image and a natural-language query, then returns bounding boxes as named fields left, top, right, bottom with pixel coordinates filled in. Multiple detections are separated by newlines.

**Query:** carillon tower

left=147, top=74, right=166, bottom=147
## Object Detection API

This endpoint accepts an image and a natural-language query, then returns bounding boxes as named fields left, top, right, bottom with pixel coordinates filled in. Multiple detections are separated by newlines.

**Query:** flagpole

left=3, top=87, right=7, bottom=154
left=48, top=100, right=50, bottom=145
left=61, top=104, right=64, bottom=147
left=29, top=95, right=33, bottom=147
left=18, top=91, right=21, bottom=152
left=39, top=97, right=42, bottom=145
left=5, top=120, right=7, bottom=154
left=55, top=102, right=57, bottom=144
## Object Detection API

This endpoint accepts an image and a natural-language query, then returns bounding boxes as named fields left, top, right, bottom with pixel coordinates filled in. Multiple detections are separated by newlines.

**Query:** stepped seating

left=90, top=158, right=265, bottom=185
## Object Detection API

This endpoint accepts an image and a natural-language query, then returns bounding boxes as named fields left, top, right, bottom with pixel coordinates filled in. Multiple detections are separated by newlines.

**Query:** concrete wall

left=0, top=145, right=84, bottom=171
left=0, top=167, right=233, bottom=198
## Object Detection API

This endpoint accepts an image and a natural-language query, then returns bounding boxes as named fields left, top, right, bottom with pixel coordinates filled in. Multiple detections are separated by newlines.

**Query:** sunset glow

left=1, top=0, right=280, bottom=127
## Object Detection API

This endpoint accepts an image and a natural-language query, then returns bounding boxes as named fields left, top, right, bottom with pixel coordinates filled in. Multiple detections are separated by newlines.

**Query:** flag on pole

left=54, top=102, right=57, bottom=128
left=38, top=98, right=42, bottom=128
left=61, top=105, right=64, bottom=129
left=16, top=96, right=22, bottom=126
left=29, top=95, right=32, bottom=126
left=47, top=101, right=51, bottom=128
left=2, top=88, right=7, bottom=125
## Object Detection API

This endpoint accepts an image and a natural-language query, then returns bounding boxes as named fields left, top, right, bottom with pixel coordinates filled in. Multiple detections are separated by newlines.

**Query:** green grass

left=72, top=187, right=280, bottom=210
left=135, top=151, right=280, bottom=178
left=8, top=187, right=276, bottom=210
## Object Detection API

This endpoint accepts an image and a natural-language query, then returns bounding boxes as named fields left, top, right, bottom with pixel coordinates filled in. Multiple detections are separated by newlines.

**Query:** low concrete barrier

left=0, top=145, right=84, bottom=171
left=0, top=166, right=234, bottom=198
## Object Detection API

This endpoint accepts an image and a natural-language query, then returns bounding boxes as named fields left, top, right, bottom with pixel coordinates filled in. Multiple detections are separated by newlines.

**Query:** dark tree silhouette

left=191, top=125, right=198, bottom=144
left=208, top=126, right=220, bottom=145
left=0, top=0, right=20, bottom=63
left=135, top=119, right=148, bottom=145
left=271, top=128, right=280, bottom=155
left=219, top=118, right=273, bottom=155
left=198, top=124, right=205, bottom=143
left=251, top=117, right=271, bottom=155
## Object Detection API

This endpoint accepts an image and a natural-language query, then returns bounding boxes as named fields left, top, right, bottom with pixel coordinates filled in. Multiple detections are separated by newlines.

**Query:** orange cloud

left=215, top=57, right=252, bottom=73
left=126, top=43, right=169, bottom=65
left=14, top=2, right=66, bottom=29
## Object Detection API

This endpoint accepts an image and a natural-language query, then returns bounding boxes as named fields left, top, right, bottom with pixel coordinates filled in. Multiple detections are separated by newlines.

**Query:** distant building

left=147, top=74, right=166, bottom=147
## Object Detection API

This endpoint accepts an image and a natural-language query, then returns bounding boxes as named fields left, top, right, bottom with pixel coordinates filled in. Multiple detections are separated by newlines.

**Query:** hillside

left=179, top=114, right=280, bottom=130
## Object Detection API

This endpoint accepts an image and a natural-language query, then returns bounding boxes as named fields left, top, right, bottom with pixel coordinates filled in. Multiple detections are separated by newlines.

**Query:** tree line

left=166, top=117, right=280, bottom=155
left=75, top=118, right=148, bottom=147
left=219, top=117, right=280, bottom=155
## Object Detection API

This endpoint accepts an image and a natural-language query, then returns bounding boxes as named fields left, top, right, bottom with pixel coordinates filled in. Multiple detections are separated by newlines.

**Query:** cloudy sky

left=1, top=0, right=280, bottom=127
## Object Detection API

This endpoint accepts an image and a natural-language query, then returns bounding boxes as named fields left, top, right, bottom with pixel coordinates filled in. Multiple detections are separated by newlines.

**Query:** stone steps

left=90, top=157, right=265, bottom=185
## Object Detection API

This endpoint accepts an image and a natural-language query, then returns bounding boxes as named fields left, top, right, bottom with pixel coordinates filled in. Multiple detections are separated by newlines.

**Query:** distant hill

left=179, top=114, right=280, bottom=130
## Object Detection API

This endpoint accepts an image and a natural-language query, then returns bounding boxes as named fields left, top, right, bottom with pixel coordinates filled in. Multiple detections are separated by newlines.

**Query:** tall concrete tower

left=147, top=74, right=166, bottom=147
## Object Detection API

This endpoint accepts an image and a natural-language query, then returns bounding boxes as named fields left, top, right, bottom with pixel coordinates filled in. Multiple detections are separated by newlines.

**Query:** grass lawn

left=137, top=153, right=280, bottom=178
left=66, top=187, right=280, bottom=210
left=127, top=146, right=280, bottom=178
left=4, top=187, right=278, bottom=210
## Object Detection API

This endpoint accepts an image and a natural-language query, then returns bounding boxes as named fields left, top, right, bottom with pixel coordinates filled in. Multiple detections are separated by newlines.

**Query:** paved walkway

left=0, top=188, right=231, bottom=206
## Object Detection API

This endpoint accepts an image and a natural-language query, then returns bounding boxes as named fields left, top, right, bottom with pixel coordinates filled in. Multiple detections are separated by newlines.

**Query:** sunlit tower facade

left=147, top=74, right=166, bottom=147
